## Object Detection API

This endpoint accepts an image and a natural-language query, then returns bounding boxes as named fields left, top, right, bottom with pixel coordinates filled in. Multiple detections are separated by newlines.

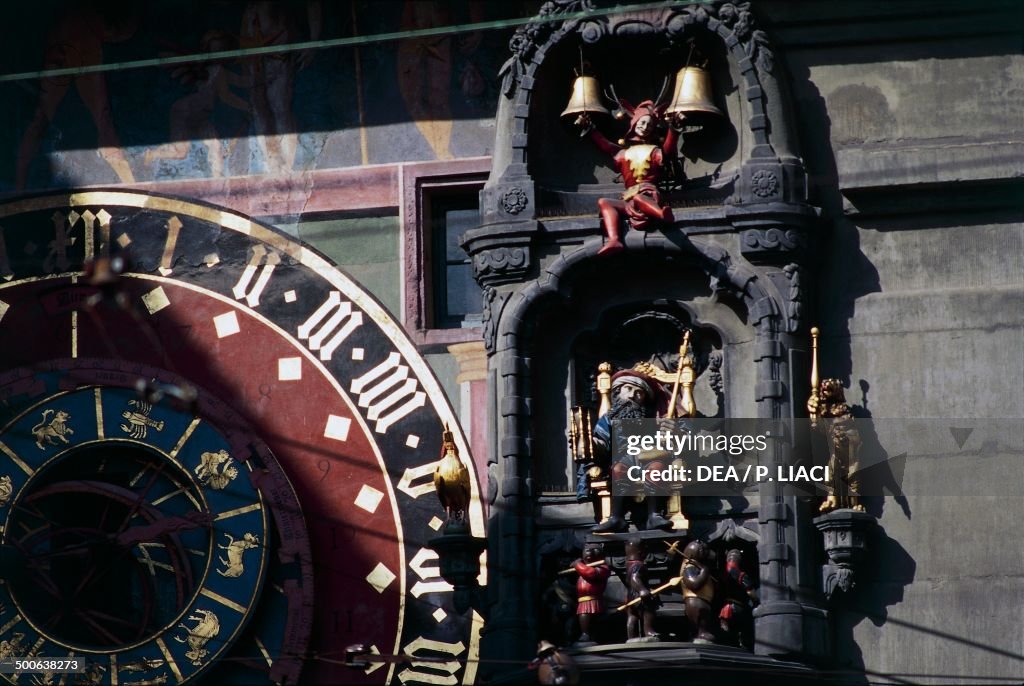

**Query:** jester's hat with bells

left=615, top=99, right=668, bottom=143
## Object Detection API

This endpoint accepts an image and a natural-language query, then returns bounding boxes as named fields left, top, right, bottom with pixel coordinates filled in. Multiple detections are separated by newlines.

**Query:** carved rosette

left=813, top=510, right=877, bottom=601
left=500, top=187, right=529, bottom=215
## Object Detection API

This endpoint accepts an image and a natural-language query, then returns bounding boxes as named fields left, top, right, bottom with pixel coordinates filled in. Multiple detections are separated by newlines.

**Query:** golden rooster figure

left=433, top=424, right=471, bottom=532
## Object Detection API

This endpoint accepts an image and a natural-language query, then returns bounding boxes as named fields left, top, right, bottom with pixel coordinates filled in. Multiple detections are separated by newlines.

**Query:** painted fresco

left=1, top=1, right=532, bottom=192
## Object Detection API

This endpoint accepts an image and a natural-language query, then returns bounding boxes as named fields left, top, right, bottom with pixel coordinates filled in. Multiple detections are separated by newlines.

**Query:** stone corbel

left=472, top=245, right=532, bottom=288
left=813, top=509, right=877, bottom=601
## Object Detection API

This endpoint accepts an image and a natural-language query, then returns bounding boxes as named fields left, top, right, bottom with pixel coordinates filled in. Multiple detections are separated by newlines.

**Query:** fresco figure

left=143, top=31, right=250, bottom=178
left=15, top=5, right=140, bottom=190
left=240, top=1, right=322, bottom=174
left=396, top=1, right=484, bottom=160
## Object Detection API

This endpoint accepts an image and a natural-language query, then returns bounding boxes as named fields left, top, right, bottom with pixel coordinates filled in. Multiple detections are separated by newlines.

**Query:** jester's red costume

left=574, top=559, right=611, bottom=615
left=586, top=100, right=679, bottom=256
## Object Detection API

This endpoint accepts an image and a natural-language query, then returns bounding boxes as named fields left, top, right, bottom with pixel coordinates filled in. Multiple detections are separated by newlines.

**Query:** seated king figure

left=591, top=369, right=672, bottom=533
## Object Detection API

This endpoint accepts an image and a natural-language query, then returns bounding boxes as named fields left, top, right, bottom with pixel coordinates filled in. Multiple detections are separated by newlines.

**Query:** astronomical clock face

left=0, top=192, right=484, bottom=685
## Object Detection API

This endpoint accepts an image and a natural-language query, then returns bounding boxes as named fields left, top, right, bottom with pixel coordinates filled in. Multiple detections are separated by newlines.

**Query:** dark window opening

left=429, top=191, right=483, bottom=330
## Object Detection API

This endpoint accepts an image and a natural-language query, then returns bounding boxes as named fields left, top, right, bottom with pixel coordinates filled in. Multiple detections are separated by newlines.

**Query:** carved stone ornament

left=814, top=509, right=877, bottom=601
left=741, top=228, right=804, bottom=253
left=473, top=246, right=530, bottom=285
left=500, top=0, right=595, bottom=97
left=783, top=263, right=804, bottom=333
left=500, top=1, right=774, bottom=98
left=500, top=187, right=529, bottom=215
left=481, top=286, right=512, bottom=355
left=751, top=169, right=779, bottom=197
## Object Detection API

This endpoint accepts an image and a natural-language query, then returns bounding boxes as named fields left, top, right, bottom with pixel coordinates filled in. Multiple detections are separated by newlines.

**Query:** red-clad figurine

left=573, top=543, right=611, bottom=644
left=719, top=548, right=758, bottom=648
left=576, top=102, right=682, bottom=256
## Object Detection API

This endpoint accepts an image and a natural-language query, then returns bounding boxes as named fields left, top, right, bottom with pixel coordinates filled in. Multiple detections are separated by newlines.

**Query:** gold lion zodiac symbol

left=174, top=608, right=220, bottom=666
left=31, top=409, right=73, bottom=449
left=120, top=400, right=165, bottom=440
left=195, top=449, right=238, bottom=490
left=0, top=476, right=11, bottom=507
left=218, top=532, right=259, bottom=578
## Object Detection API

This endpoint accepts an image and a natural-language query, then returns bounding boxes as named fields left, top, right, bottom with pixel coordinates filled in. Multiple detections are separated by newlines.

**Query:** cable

left=0, top=0, right=707, bottom=84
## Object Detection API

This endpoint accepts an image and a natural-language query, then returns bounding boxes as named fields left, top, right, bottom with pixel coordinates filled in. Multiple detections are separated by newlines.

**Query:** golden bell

left=561, top=75, right=610, bottom=120
left=666, top=66, right=723, bottom=123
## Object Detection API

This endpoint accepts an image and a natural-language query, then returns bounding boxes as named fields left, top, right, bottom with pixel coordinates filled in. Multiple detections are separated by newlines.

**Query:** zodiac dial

left=0, top=191, right=484, bottom=685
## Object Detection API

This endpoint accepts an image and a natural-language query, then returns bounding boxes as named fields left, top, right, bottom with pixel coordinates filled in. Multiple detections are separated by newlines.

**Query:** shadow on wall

left=784, top=57, right=881, bottom=393
left=831, top=524, right=915, bottom=685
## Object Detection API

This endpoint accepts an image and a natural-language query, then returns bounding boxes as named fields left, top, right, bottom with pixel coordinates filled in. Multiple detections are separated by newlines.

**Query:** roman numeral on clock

left=232, top=244, right=280, bottom=307
left=350, top=352, right=426, bottom=434
left=297, top=291, right=363, bottom=361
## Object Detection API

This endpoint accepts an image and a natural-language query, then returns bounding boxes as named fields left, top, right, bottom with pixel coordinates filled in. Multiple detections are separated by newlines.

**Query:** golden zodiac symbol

left=218, top=532, right=259, bottom=578
left=0, top=475, right=12, bottom=507
left=120, top=400, right=165, bottom=440
left=119, top=659, right=165, bottom=674
left=74, top=664, right=106, bottom=686
left=31, top=409, right=73, bottom=449
left=124, top=674, right=169, bottom=686
left=174, top=608, right=221, bottom=666
left=194, top=449, right=238, bottom=490
left=0, top=632, right=25, bottom=661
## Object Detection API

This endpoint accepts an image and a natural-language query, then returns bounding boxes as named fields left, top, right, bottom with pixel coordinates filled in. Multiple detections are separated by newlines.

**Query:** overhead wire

left=0, top=0, right=708, bottom=84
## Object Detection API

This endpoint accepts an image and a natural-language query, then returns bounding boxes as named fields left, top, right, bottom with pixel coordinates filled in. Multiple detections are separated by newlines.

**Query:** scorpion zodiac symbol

left=120, top=400, right=165, bottom=439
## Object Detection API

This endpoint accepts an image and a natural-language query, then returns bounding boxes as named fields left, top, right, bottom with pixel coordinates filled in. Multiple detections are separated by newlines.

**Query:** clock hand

left=114, top=511, right=214, bottom=547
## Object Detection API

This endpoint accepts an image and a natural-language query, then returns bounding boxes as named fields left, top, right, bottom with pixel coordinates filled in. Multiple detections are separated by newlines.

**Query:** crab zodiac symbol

left=120, top=400, right=165, bottom=440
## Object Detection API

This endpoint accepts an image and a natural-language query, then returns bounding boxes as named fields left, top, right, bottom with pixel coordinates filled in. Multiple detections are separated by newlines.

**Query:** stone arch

left=497, top=1, right=793, bottom=178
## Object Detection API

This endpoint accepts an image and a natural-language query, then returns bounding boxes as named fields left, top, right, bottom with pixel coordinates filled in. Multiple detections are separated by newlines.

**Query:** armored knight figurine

left=808, top=378, right=864, bottom=512
left=530, top=640, right=579, bottom=686
left=718, top=548, right=758, bottom=648
left=573, top=543, right=611, bottom=644
left=624, top=538, right=660, bottom=642
left=681, top=540, right=717, bottom=643
left=574, top=102, right=682, bottom=256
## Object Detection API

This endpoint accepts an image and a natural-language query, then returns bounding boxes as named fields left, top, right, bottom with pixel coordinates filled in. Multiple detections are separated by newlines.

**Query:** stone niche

left=469, top=2, right=832, bottom=679
left=527, top=29, right=747, bottom=219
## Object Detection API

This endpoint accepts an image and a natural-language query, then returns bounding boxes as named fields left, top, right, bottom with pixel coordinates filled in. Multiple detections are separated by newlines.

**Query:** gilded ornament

left=217, top=532, right=259, bottom=578
left=31, top=409, right=73, bottom=449
left=174, top=609, right=221, bottom=666
left=195, top=449, right=238, bottom=490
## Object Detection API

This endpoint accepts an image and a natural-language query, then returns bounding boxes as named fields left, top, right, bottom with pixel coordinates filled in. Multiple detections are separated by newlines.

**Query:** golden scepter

left=569, top=407, right=580, bottom=462
left=666, top=331, right=691, bottom=420
left=809, top=327, right=820, bottom=428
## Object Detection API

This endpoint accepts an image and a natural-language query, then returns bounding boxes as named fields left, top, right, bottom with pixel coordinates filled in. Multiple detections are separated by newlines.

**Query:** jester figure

left=576, top=101, right=682, bottom=256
